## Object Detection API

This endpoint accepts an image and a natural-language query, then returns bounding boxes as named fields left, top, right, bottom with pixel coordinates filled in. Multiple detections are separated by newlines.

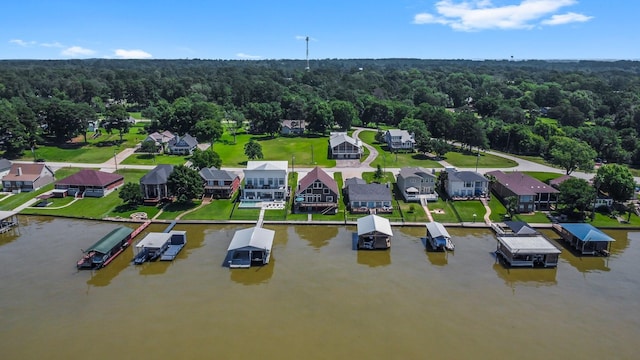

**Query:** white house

left=444, top=168, right=489, bottom=198
left=242, top=161, right=289, bottom=202
left=384, top=129, right=415, bottom=152
left=396, top=167, right=438, bottom=202
left=167, top=134, right=198, bottom=155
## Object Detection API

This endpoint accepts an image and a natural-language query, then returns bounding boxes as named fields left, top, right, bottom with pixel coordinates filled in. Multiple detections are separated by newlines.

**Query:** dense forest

left=1, top=58, right=640, bottom=169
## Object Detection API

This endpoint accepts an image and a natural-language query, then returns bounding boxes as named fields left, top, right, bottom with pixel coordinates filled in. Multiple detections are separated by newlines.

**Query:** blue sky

left=1, top=0, right=637, bottom=60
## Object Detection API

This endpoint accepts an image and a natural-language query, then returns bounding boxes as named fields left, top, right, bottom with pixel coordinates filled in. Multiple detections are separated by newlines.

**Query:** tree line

left=1, top=58, right=640, bottom=173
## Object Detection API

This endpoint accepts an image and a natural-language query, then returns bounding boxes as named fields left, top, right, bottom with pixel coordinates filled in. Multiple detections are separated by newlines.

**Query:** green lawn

left=155, top=201, right=201, bottom=220
left=451, top=200, right=487, bottom=222
left=215, top=131, right=336, bottom=167
left=426, top=198, right=461, bottom=223
left=121, top=153, right=190, bottom=166
left=22, top=123, right=148, bottom=163
left=357, top=131, right=442, bottom=169
left=443, top=150, right=518, bottom=168
left=522, top=171, right=565, bottom=183
left=397, top=199, right=429, bottom=222
left=181, top=199, right=235, bottom=220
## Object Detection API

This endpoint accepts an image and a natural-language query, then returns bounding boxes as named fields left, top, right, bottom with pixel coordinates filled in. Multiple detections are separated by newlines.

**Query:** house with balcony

left=241, top=161, right=289, bottom=202
left=329, top=132, right=363, bottom=159
left=143, top=130, right=175, bottom=152
left=294, top=167, right=339, bottom=214
left=199, top=167, right=240, bottom=199
left=486, top=170, right=559, bottom=213
left=396, top=167, right=438, bottom=202
left=345, top=180, right=393, bottom=214
left=444, top=168, right=488, bottom=199
left=2, top=163, right=55, bottom=193
left=140, top=164, right=174, bottom=204
left=384, top=129, right=415, bottom=152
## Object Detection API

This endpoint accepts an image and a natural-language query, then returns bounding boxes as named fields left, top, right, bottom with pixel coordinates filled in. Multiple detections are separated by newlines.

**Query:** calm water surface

left=1, top=217, right=638, bottom=359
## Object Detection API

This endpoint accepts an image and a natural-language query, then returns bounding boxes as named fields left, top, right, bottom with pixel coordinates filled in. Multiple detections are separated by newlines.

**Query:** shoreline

left=18, top=213, right=640, bottom=230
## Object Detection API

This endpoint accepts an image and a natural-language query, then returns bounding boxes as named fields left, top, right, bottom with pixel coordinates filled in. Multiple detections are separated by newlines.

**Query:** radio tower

left=305, top=36, right=310, bottom=71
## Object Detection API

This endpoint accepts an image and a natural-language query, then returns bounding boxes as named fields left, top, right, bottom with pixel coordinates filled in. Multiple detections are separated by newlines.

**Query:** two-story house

left=199, top=167, right=241, bottom=199
left=294, top=167, right=339, bottom=214
left=280, top=120, right=306, bottom=135
left=167, top=134, right=198, bottom=155
left=444, top=168, right=489, bottom=198
left=396, top=167, right=438, bottom=202
left=140, top=164, right=174, bottom=204
left=329, top=132, right=363, bottom=159
left=2, top=163, right=55, bottom=193
left=384, top=129, right=415, bottom=152
left=486, top=170, right=559, bottom=212
left=344, top=178, right=393, bottom=214
left=144, top=130, right=175, bottom=152
left=242, top=161, right=289, bottom=202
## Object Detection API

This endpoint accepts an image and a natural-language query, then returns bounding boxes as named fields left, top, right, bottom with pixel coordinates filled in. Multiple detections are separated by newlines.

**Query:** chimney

left=17, top=167, right=22, bottom=176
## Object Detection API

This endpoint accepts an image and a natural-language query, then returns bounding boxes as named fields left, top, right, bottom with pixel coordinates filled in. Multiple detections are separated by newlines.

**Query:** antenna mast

left=305, top=36, right=310, bottom=70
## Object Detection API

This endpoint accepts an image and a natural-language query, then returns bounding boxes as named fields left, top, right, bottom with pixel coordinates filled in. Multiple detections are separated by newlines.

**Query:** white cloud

left=40, top=41, right=64, bottom=48
left=9, top=39, right=36, bottom=47
left=61, top=46, right=96, bottom=57
left=413, top=0, right=592, bottom=31
left=236, top=53, right=262, bottom=60
left=541, top=12, right=593, bottom=25
left=113, top=49, right=152, bottom=59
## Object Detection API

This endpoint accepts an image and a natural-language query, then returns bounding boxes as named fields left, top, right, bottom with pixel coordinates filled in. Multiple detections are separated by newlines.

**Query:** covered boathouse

left=495, top=235, right=561, bottom=267
left=226, top=227, right=275, bottom=268
left=553, top=223, right=615, bottom=256
left=356, top=214, right=393, bottom=250
left=77, top=227, right=134, bottom=269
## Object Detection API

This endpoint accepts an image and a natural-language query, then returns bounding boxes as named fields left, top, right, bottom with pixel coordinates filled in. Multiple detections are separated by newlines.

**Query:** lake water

left=1, top=217, right=638, bottom=359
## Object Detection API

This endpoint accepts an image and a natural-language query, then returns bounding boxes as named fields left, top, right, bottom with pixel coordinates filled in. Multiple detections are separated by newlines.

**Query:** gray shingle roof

left=398, top=167, right=435, bottom=180
left=199, top=167, right=238, bottom=181
left=348, top=183, right=392, bottom=202
left=448, top=171, right=487, bottom=183
left=140, top=165, right=174, bottom=185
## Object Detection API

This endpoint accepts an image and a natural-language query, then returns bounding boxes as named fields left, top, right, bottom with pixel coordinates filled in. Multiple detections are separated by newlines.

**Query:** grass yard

left=588, top=211, right=640, bottom=227
left=21, top=123, right=148, bottom=163
left=443, top=150, right=518, bottom=168
left=181, top=199, right=235, bottom=220
left=155, top=201, right=201, bottom=220
left=522, top=171, right=566, bottom=183
left=215, top=131, right=336, bottom=167
left=357, top=131, right=442, bottom=169
left=121, top=153, right=190, bottom=166
left=450, top=200, right=487, bottom=222
left=426, top=198, right=462, bottom=223
left=397, top=199, right=429, bottom=222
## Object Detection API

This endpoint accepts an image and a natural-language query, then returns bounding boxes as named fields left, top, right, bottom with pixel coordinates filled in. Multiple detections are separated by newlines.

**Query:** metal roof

left=56, top=169, right=123, bottom=187
left=559, top=223, right=615, bottom=242
left=357, top=214, right=393, bottom=236
left=504, top=221, right=539, bottom=235
left=246, top=161, right=288, bottom=171
left=85, top=227, right=133, bottom=254
left=497, top=235, right=561, bottom=254
left=329, top=133, right=359, bottom=148
left=425, top=222, right=450, bottom=239
left=227, top=227, right=275, bottom=251
left=135, top=232, right=171, bottom=249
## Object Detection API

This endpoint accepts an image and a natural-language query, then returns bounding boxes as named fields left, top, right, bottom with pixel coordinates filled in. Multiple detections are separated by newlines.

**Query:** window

left=323, top=188, right=330, bottom=194
left=326, top=196, right=333, bottom=202
left=464, top=181, right=473, bottom=188
left=313, top=181, right=323, bottom=189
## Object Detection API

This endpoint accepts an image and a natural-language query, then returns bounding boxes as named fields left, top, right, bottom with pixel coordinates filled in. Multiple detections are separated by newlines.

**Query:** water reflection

left=229, top=257, right=275, bottom=285
left=295, top=225, right=339, bottom=249
left=541, top=236, right=612, bottom=273
left=492, top=262, right=558, bottom=290
left=357, top=249, right=391, bottom=267
left=423, top=238, right=453, bottom=267
left=85, top=248, right=133, bottom=287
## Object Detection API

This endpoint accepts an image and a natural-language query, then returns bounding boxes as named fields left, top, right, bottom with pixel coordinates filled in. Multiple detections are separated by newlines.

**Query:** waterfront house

left=487, top=170, right=559, bottom=212
left=396, top=167, right=437, bottom=202
left=241, top=161, right=288, bottom=202
left=2, top=163, right=55, bottom=193
left=167, top=134, right=198, bottom=155
left=294, top=166, right=339, bottom=214
left=199, top=167, right=240, bottom=199
left=226, top=226, right=275, bottom=268
left=346, top=181, right=393, bottom=214
left=384, top=129, right=415, bottom=152
left=140, top=165, right=174, bottom=204
left=54, top=169, right=124, bottom=198
left=0, top=159, right=12, bottom=177
left=280, top=120, right=306, bottom=135
left=356, top=214, right=393, bottom=250
left=553, top=223, right=614, bottom=256
left=444, top=168, right=488, bottom=198
left=329, top=132, right=363, bottom=159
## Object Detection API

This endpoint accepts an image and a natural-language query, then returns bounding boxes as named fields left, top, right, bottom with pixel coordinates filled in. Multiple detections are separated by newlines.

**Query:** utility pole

left=305, top=36, right=310, bottom=71
left=114, top=150, right=118, bottom=171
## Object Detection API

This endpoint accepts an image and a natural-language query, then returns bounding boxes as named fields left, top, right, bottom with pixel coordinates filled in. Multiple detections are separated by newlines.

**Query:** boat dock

left=0, top=211, right=19, bottom=234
